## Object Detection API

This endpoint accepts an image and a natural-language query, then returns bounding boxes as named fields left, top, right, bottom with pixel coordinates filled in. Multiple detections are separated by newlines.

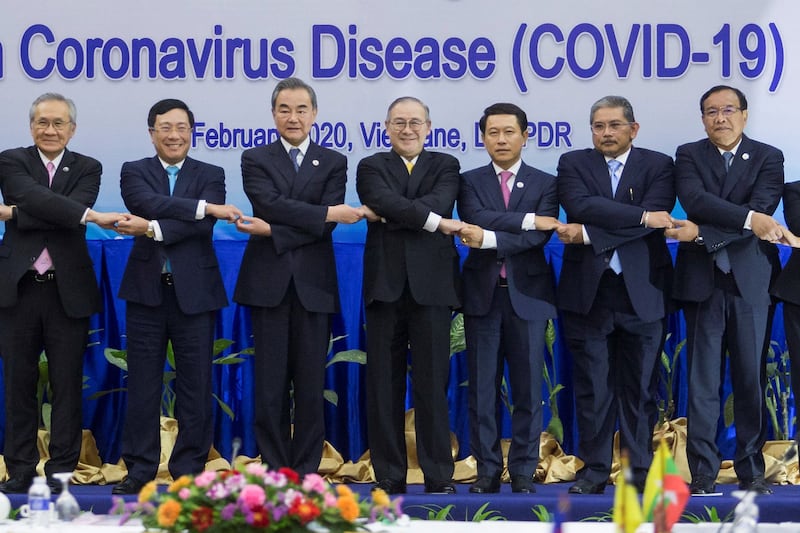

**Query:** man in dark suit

left=356, top=96, right=463, bottom=495
left=557, top=95, right=675, bottom=494
left=0, top=93, right=122, bottom=494
left=457, top=102, right=560, bottom=494
left=112, top=99, right=242, bottom=494
left=666, top=85, right=784, bottom=495
left=233, top=78, right=363, bottom=476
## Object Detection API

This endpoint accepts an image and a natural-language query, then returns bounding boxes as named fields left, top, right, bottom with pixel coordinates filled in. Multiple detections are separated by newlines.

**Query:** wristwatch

left=694, top=231, right=704, bottom=245
left=145, top=220, right=155, bottom=238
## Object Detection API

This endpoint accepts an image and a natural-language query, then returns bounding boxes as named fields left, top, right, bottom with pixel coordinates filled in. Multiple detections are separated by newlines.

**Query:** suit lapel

left=615, top=148, right=641, bottom=202
left=148, top=156, right=171, bottom=195
left=49, top=149, right=76, bottom=193
left=26, top=146, right=51, bottom=187
left=721, top=135, right=754, bottom=199
left=590, top=150, right=614, bottom=198
left=508, top=163, right=535, bottom=211
left=290, top=142, right=320, bottom=197
left=480, top=164, right=506, bottom=211
left=406, top=150, right=429, bottom=198
left=173, top=157, right=197, bottom=197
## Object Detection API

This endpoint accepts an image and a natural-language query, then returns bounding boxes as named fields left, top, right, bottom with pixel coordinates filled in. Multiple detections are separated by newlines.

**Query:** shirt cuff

left=424, top=212, right=442, bottom=232
left=522, top=213, right=536, bottom=230
left=80, top=208, right=89, bottom=225
left=744, top=210, right=754, bottom=230
left=581, top=225, right=591, bottom=245
left=196, top=200, right=207, bottom=220
left=152, top=220, right=164, bottom=241
left=481, top=230, right=497, bottom=249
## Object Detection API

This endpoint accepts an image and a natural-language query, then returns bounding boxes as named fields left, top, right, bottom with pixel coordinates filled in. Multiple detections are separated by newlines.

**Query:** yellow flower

left=371, top=487, right=390, bottom=508
left=337, top=494, right=360, bottom=522
left=335, top=484, right=353, bottom=497
left=157, top=499, right=182, bottom=527
left=137, top=481, right=158, bottom=504
left=168, top=475, right=192, bottom=493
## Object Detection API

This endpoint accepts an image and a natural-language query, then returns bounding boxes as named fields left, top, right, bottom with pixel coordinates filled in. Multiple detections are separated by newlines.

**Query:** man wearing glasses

left=112, top=99, right=242, bottom=494
left=0, top=93, right=123, bottom=494
left=556, top=95, right=675, bottom=494
left=357, top=96, right=463, bottom=494
left=665, top=85, right=784, bottom=495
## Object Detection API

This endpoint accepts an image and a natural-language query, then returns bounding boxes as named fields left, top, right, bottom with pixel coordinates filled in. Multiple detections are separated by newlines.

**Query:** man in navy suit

left=233, top=78, right=363, bottom=476
left=0, top=93, right=122, bottom=494
left=666, top=85, right=783, bottom=495
left=557, top=95, right=675, bottom=494
left=112, top=99, right=242, bottom=494
left=357, top=97, right=463, bottom=494
left=457, top=103, right=560, bottom=494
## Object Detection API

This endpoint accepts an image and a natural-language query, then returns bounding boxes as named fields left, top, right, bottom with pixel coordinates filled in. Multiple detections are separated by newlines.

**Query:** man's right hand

left=556, top=223, right=584, bottom=244
left=87, top=210, right=125, bottom=229
left=326, top=204, right=365, bottom=224
left=235, top=215, right=272, bottom=236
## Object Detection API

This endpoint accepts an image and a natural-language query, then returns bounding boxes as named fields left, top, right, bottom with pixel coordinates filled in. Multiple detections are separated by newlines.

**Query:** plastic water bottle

left=27, top=476, right=51, bottom=526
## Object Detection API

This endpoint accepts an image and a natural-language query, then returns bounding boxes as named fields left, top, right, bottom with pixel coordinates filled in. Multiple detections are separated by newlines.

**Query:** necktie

left=499, top=171, right=514, bottom=278
left=405, top=160, right=414, bottom=174
left=606, top=160, right=623, bottom=273
left=32, top=162, right=56, bottom=274
left=499, top=170, right=513, bottom=207
left=166, top=165, right=179, bottom=195
left=715, top=152, right=734, bottom=273
left=289, top=148, right=301, bottom=172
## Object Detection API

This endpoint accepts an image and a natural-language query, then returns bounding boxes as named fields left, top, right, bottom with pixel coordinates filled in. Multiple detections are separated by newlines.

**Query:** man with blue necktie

left=556, top=95, right=675, bottom=494
left=112, top=98, right=242, bottom=494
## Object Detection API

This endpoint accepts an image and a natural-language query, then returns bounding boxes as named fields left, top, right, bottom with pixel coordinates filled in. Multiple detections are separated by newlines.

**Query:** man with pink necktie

left=0, top=93, right=122, bottom=494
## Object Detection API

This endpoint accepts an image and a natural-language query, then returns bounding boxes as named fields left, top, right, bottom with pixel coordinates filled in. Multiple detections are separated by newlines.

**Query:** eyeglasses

left=276, top=108, right=310, bottom=118
left=703, top=106, right=742, bottom=118
left=32, top=119, right=72, bottom=131
left=150, top=124, right=192, bottom=134
left=389, top=119, right=427, bottom=132
left=590, top=121, right=633, bottom=134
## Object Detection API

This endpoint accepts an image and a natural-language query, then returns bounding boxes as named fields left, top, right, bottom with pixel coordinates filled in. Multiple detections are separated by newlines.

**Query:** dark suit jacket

left=234, top=141, right=346, bottom=314
left=118, top=156, right=228, bottom=314
left=356, top=150, right=460, bottom=307
left=557, top=146, right=675, bottom=323
left=771, top=182, right=800, bottom=305
left=458, top=161, right=557, bottom=320
left=672, top=135, right=783, bottom=305
left=0, top=146, right=102, bottom=318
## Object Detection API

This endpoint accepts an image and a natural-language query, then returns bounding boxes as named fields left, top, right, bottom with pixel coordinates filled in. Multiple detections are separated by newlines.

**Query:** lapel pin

left=312, top=159, right=319, bottom=166
left=62, top=166, right=69, bottom=172
left=516, top=181, right=524, bottom=188
left=742, top=153, right=750, bottom=160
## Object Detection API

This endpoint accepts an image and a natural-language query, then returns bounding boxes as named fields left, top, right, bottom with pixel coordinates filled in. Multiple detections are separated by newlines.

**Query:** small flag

left=643, top=439, right=690, bottom=531
left=613, top=453, right=643, bottom=533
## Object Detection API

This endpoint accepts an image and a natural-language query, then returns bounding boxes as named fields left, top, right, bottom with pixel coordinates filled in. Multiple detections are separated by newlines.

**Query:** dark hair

left=478, top=102, right=527, bottom=134
left=147, top=99, right=195, bottom=128
left=271, top=77, right=318, bottom=110
left=590, top=95, right=635, bottom=123
left=700, top=85, right=748, bottom=112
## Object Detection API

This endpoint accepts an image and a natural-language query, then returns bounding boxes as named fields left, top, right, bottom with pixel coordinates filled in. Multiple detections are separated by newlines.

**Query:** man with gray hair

left=234, top=77, right=363, bottom=475
left=555, top=95, right=675, bottom=494
left=0, top=93, right=122, bottom=493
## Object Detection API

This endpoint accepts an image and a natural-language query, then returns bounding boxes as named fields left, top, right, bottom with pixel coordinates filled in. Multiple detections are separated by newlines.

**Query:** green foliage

left=579, top=509, right=613, bottom=522
left=323, top=334, right=365, bottom=407
left=468, top=502, right=506, bottom=522
left=531, top=504, right=554, bottom=522
left=543, top=319, right=564, bottom=443
left=682, top=506, right=731, bottom=523
left=449, top=312, right=466, bottom=355
left=405, top=503, right=505, bottom=522
left=764, top=340, right=793, bottom=439
left=656, top=334, right=686, bottom=426
left=407, top=504, right=456, bottom=521
left=90, top=338, right=249, bottom=420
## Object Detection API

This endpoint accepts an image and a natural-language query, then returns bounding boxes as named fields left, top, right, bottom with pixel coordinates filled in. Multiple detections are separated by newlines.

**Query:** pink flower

left=178, top=488, right=191, bottom=500
left=239, top=484, right=266, bottom=510
left=194, top=471, right=217, bottom=488
left=245, top=463, right=267, bottom=477
left=302, top=473, right=327, bottom=494
left=323, top=491, right=337, bottom=508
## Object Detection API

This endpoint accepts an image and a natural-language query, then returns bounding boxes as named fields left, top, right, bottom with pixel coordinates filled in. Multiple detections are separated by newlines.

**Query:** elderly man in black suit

left=233, top=78, right=363, bottom=476
left=0, top=93, right=122, bottom=494
left=666, top=85, right=783, bottom=495
left=357, top=96, right=463, bottom=495
left=556, top=95, right=675, bottom=494
left=111, top=98, right=242, bottom=494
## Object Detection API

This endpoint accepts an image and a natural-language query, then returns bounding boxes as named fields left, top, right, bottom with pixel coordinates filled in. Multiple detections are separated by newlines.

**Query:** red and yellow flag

left=643, top=439, right=690, bottom=531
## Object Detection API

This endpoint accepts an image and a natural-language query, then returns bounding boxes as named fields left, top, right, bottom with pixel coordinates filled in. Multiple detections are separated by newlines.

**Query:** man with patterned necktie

left=556, top=95, right=675, bottom=495
left=666, top=85, right=784, bottom=495
left=0, top=93, right=123, bottom=494
left=112, top=98, right=242, bottom=494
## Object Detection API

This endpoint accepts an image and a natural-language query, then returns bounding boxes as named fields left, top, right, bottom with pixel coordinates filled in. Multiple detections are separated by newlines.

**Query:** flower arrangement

left=113, top=465, right=403, bottom=532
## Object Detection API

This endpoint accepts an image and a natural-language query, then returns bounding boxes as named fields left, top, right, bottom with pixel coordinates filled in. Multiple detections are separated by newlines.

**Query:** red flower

left=219, top=469, right=238, bottom=480
left=290, top=497, right=321, bottom=524
left=278, top=467, right=300, bottom=484
left=190, top=506, right=214, bottom=532
left=249, top=505, right=271, bottom=527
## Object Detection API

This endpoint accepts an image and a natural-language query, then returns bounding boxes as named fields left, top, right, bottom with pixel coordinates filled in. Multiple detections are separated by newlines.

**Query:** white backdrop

left=0, top=0, right=795, bottom=238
